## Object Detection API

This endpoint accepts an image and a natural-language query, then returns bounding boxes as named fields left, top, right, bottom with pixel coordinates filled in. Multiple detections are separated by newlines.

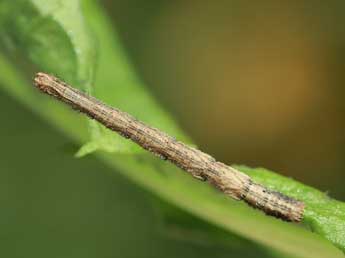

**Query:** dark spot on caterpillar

left=240, top=180, right=253, bottom=200
left=242, top=180, right=304, bottom=222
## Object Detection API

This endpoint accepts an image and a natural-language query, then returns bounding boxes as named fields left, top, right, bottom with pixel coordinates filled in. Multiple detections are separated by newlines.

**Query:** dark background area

left=0, top=91, right=273, bottom=258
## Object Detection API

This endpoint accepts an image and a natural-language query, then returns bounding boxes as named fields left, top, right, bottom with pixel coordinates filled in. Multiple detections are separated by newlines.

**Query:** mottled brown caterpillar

left=33, top=72, right=305, bottom=222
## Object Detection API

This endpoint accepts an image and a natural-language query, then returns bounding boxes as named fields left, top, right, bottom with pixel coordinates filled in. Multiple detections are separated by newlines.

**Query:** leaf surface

left=0, top=0, right=344, bottom=257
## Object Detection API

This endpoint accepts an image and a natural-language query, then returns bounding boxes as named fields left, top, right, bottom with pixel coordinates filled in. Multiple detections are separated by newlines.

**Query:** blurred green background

left=105, top=0, right=345, bottom=198
left=1, top=0, right=345, bottom=257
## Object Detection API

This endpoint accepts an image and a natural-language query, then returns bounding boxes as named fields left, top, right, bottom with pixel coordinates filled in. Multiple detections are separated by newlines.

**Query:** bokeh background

left=106, top=0, right=345, bottom=198
left=1, top=1, right=345, bottom=257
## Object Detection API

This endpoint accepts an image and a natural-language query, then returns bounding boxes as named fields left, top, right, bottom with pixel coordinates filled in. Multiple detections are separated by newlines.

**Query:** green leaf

left=0, top=0, right=344, bottom=257
left=151, top=197, right=291, bottom=258
left=238, top=165, right=345, bottom=253
left=0, top=0, right=187, bottom=155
